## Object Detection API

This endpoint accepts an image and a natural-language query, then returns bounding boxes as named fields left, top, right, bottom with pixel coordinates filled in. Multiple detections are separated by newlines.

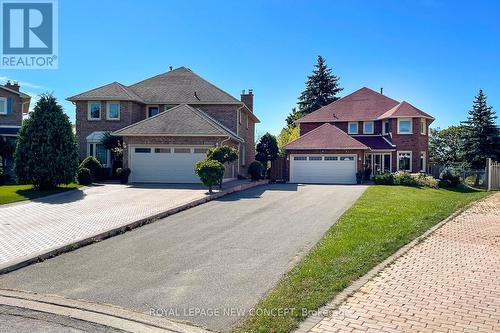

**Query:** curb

left=293, top=194, right=490, bottom=333
left=0, top=288, right=212, bottom=333
left=0, top=180, right=269, bottom=275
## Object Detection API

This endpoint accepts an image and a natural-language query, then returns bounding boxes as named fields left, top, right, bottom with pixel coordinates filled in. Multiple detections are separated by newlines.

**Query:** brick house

left=0, top=81, right=31, bottom=172
left=283, top=87, right=434, bottom=184
left=68, top=67, right=259, bottom=183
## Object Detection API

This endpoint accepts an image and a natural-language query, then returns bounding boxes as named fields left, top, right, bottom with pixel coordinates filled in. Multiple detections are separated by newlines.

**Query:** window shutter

left=6, top=97, right=13, bottom=114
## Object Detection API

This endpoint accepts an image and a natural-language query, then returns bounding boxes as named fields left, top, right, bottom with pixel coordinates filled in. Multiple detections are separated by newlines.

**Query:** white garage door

left=129, top=146, right=208, bottom=183
left=290, top=154, right=357, bottom=184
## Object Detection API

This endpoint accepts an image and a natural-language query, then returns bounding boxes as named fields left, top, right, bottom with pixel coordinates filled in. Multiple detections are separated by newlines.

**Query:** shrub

left=206, top=146, right=238, bottom=164
left=194, top=159, right=225, bottom=193
left=0, top=167, right=5, bottom=185
left=440, top=167, right=460, bottom=188
left=76, top=168, right=92, bottom=185
left=116, top=167, right=131, bottom=184
left=248, top=161, right=264, bottom=181
left=79, top=156, right=103, bottom=180
left=14, top=94, right=79, bottom=190
left=393, top=171, right=419, bottom=187
left=374, top=172, right=394, bottom=185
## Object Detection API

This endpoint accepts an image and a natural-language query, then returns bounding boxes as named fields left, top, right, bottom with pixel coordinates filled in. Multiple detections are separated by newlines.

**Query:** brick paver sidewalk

left=308, top=193, right=500, bottom=333
left=0, top=184, right=210, bottom=270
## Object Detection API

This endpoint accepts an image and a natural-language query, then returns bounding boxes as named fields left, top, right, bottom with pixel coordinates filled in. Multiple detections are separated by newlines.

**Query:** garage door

left=129, top=146, right=208, bottom=183
left=290, top=154, right=357, bottom=184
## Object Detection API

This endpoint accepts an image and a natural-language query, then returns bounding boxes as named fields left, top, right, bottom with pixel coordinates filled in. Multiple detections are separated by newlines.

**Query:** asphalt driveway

left=0, top=183, right=367, bottom=332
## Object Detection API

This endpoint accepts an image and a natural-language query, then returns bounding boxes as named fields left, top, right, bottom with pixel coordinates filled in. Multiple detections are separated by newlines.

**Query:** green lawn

left=0, top=183, right=81, bottom=205
left=233, top=186, right=489, bottom=333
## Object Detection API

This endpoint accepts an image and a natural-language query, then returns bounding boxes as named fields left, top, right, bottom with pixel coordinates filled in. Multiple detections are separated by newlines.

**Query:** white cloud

left=0, top=76, right=44, bottom=89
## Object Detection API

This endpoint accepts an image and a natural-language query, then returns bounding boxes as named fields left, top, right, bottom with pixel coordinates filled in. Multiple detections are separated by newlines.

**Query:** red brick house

left=68, top=67, right=259, bottom=183
left=283, top=87, right=434, bottom=184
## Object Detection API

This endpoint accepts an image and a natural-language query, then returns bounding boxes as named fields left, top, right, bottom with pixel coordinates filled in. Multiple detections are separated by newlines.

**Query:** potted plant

left=116, top=167, right=131, bottom=184
left=356, top=171, right=363, bottom=184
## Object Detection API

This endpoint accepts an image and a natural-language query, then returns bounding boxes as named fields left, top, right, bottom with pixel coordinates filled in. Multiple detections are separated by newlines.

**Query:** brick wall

left=389, top=118, right=429, bottom=172
left=0, top=89, right=23, bottom=127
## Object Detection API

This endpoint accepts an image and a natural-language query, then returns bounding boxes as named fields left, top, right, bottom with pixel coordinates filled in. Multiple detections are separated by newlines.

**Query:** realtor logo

left=1, top=0, right=58, bottom=69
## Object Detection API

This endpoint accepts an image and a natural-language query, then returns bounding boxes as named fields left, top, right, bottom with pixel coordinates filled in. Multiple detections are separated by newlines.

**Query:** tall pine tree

left=462, top=89, right=500, bottom=170
left=297, top=55, right=342, bottom=115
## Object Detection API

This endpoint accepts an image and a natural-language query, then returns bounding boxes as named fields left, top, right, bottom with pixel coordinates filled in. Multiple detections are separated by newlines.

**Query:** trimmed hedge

left=77, top=168, right=92, bottom=185
left=374, top=172, right=438, bottom=189
left=248, top=161, right=264, bottom=181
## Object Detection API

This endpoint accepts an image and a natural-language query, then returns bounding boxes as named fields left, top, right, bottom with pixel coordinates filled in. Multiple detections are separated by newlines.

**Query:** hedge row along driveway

left=232, top=185, right=489, bottom=333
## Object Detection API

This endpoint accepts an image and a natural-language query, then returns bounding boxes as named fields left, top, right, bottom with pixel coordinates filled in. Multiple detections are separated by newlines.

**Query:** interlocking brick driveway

left=0, top=184, right=209, bottom=269
left=308, top=193, right=500, bottom=333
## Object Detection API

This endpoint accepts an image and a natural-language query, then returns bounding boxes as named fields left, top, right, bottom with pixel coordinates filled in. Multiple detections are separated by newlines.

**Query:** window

left=155, top=148, right=171, bottom=153
left=382, top=121, right=389, bottom=135
left=0, top=97, right=6, bottom=114
left=88, top=143, right=108, bottom=166
left=348, top=122, right=358, bottom=134
left=238, top=110, right=242, bottom=124
left=106, top=102, right=120, bottom=120
left=174, top=148, right=190, bottom=153
left=324, top=156, right=338, bottom=161
left=309, top=156, right=322, bottom=161
left=363, top=121, right=374, bottom=134
left=340, top=156, right=354, bottom=161
left=398, top=118, right=412, bottom=134
left=147, top=106, right=159, bottom=118
left=383, top=154, right=391, bottom=172
left=88, top=102, right=101, bottom=120
left=420, top=151, right=426, bottom=172
left=397, top=151, right=412, bottom=171
left=135, top=148, right=151, bottom=153
left=420, top=118, right=426, bottom=135
left=293, top=156, right=307, bottom=161
left=246, top=114, right=249, bottom=129
left=194, top=148, right=208, bottom=154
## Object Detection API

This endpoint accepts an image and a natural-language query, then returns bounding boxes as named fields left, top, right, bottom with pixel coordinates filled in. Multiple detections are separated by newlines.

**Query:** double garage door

left=290, top=154, right=357, bottom=184
left=129, top=146, right=208, bottom=183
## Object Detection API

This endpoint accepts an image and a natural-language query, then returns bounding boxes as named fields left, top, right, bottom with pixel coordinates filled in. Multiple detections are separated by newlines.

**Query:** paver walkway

left=308, top=193, right=500, bottom=333
left=0, top=183, right=211, bottom=269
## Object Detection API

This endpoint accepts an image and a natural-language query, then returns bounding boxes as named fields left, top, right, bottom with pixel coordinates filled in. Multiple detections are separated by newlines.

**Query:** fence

left=428, top=163, right=486, bottom=188
left=486, top=158, right=500, bottom=191
left=269, top=156, right=287, bottom=182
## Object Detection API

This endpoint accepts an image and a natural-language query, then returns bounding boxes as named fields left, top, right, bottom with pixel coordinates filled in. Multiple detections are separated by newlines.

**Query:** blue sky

left=2, top=0, right=500, bottom=135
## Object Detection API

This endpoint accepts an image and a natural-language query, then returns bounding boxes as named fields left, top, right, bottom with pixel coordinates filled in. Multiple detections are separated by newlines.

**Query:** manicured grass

left=233, top=186, right=489, bottom=333
left=0, top=183, right=81, bottom=205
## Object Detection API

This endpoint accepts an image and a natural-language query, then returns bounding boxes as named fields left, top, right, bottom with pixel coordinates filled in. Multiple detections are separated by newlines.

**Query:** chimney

left=5, top=80, right=20, bottom=92
left=380, top=87, right=383, bottom=95
left=169, top=66, right=173, bottom=71
left=241, top=89, right=253, bottom=112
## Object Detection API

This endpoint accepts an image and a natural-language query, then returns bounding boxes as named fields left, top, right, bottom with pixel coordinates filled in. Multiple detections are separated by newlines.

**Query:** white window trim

left=363, top=121, right=374, bottom=134
left=348, top=122, right=358, bottom=134
left=397, top=150, right=412, bottom=172
left=0, top=97, right=6, bottom=115
left=420, top=151, right=426, bottom=172
left=87, top=142, right=111, bottom=167
left=146, top=105, right=160, bottom=118
left=420, top=118, right=426, bottom=135
left=106, top=102, right=120, bottom=120
left=397, top=118, right=412, bottom=134
left=382, top=120, right=389, bottom=135
left=87, top=102, right=101, bottom=120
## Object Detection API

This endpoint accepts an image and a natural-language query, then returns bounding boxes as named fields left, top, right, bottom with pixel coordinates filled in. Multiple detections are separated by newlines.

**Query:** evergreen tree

left=285, top=107, right=302, bottom=129
left=297, top=55, right=343, bottom=115
left=255, top=133, right=279, bottom=171
left=14, top=94, right=79, bottom=190
left=462, top=89, right=500, bottom=170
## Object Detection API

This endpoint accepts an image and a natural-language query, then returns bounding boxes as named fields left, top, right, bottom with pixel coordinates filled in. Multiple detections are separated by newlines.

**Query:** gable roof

left=127, top=67, right=241, bottom=104
left=297, top=87, right=400, bottom=123
left=112, top=104, right=243, bottom=142
left=67, top=82, right=144, bottom=102
left=0, top=85, right=31, bottom=99
left=377, top=101, right=434, bottom=120
left=283, top=123, right=368, bottom=150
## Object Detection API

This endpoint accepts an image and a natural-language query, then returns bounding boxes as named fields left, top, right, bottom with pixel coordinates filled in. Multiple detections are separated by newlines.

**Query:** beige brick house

left=68, top=67, right=259, bottom=183
left=283, top=87, right=434, bottom=184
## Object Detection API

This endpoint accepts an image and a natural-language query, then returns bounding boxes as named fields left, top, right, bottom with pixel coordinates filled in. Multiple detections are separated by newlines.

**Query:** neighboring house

left=0, top=81, right=31, bottom=172
left=68, top=67, right=259, bottom=183
left=283, top=87, right=434, bottom=184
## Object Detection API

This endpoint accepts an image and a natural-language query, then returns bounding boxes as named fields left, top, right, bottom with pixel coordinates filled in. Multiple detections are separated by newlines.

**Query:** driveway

left=305, top=193, right=500, bottom=333
left=0, top=183, right=367, bottom=332
left=0, top=183, right=212, bottom=270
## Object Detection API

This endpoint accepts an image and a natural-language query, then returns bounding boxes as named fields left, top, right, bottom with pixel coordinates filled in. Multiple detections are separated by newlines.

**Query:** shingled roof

left=297, top=87, right=400, bottom=123
left=377, top=101, right=434, bottom=120
left=283, top=123, right=369, bottom=150
left=68, top=82, right=144, bottom=102
left=113, top=104, right=243, bottom=141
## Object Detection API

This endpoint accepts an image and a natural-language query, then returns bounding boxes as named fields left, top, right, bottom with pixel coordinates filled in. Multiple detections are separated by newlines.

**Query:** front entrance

left=364, top=152, right=392, bottom=176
